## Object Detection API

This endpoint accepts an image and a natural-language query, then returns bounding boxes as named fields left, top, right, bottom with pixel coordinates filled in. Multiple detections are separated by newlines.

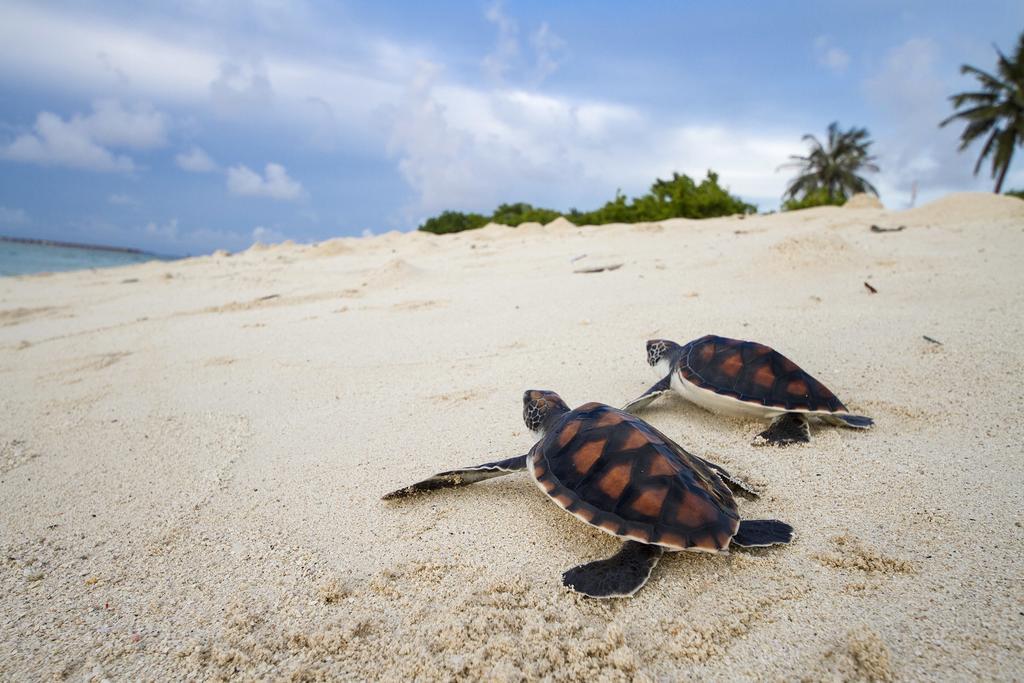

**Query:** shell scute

left=596, top=462, right=631, bottom=499
left=630, top=487, right=669, bottom=517
left=571, top=439, right=604, bottom=475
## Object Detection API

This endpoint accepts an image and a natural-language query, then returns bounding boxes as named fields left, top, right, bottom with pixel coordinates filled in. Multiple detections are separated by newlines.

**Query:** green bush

left=490, top=203, right=562, bottom=226
left=781, top=188, right=847, bottom=211
left=1004, top=189, right=1024, bottom=200
left=417, top=170, right=755, bottom=233
left=418, top=210, right=489, bottom=235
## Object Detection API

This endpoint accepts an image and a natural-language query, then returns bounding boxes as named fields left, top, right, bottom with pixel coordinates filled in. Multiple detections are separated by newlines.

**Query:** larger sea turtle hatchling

left=383, top=390, right=793, bottom=598
left=623, top=335, right=874, bottom=445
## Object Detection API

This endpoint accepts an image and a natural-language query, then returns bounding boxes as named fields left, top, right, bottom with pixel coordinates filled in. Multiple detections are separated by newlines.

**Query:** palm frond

left=959, top=64, right=1009, bottom=91
left=943, top=32, right=1024, bottom=191
left=973, top=128, right=1001, bottom=175
left=781, top=121, right=880, bottom=200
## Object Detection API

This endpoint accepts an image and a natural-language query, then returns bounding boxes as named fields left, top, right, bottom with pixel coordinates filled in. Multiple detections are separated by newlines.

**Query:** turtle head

left=523, top=390, right=570, bottom=435
left=646, top=339, right=681, bottom=376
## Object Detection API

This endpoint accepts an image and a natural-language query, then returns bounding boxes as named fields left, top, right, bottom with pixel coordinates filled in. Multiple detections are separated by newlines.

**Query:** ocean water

left=0, top=240, right=176, bottom=277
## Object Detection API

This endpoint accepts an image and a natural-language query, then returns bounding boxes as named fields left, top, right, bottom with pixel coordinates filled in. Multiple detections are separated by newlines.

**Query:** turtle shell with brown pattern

left=529, top=402, right=740, bottom=553
left=680, top=334, right=846, bottom=412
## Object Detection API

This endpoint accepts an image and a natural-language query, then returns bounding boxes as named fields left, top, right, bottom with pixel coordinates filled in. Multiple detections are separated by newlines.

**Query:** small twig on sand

left=863, top=282, right=878, bottom=294
left=870, top=224, right=906, bottom=233
left=923, top=335, right=943, bottom=345
left=256, top=294, right=281, bottom=301
left=574, top=263, right=623, bottom=274
left=570, top=254, right=587, bottom=263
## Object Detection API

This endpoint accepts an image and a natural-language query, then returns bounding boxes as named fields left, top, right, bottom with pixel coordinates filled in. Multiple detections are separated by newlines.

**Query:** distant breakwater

left=0, top=235, right=151, bottom=255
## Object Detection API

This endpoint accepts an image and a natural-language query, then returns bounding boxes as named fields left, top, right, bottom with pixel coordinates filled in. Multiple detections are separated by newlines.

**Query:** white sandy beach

left=1, top=192, right=1022, bottom=680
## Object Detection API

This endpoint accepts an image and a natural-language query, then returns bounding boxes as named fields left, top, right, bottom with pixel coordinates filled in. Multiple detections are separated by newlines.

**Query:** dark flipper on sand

left=692, top=455, right=759, bottom=499
left=731, top=519, right=794, bottom=547
left=562, top=541, right=664, bottom=598
left=754, top=413, right=811, bottom=446
left=382, top=454, right=528, bottom=500
left=825, top=413, right=874, bottom=429
left=622, top=375, right=672, bottom=413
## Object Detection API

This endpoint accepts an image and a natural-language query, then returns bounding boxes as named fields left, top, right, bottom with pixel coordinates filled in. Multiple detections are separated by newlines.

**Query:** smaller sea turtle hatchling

left=383, top=390, right=792, bottom=598
left=623, top=335, right=874, bottom=445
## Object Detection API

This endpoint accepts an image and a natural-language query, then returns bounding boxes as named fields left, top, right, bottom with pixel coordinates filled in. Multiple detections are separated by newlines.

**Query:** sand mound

left=403, top=231, right=436, bottom=244
left=630, top=222, right=664, bottom=233
left=543, top=216, right=577, bottom=231
left=514, top=221, right=546, bottom=234
left=313, top=238, right=355, bottom=257
left=467, top=223, right=513, bottom=240
left=371, top=231, right=406, bottom=246
left=212, top=249, right=231, bottom=258
left=769, top=231, right=860, bottom=267
left=896, top=191, right=1024, bottom=225
left=362, top=258, right=423, bottom=287
left=658, top=217, right=701, bottom=230
left=844, top=193, right=884, bottom=210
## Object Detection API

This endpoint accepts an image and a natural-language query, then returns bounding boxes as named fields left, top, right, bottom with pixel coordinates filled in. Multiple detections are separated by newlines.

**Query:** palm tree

left=940, top=32, right=1024, bottom=193
left=780, top=122, right=880, bottom=202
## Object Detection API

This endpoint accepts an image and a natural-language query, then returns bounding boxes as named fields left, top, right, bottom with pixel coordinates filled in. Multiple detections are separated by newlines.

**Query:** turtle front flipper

left=823, top=413, right=874, bottom=429
left=753, top=413, right=810, bottom=446
left=382, top=455, right=528, bottom=500
left=692, top=455, right=759, bottom=499
left=561, top=541, right=664, bottom=598
left=622, top=375, right=672, bottom=413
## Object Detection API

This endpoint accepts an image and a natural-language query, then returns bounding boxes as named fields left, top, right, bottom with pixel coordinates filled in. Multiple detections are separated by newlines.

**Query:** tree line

left=420, top=31, right=1023, bottom=234
left=419, top=171, right=756, bottom=234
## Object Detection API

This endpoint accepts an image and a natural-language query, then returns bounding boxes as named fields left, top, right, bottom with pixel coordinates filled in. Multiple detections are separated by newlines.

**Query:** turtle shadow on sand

left=383, top=390, right=792, bottom=598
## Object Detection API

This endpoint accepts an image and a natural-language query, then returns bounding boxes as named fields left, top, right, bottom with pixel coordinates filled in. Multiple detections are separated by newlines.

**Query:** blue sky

left=0, top=1, right=1021, bottom=255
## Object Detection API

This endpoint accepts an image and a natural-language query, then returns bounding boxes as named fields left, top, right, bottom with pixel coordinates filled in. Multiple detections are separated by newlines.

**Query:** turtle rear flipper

left=382, top=455, right=527, bottom=500
left=692, top=455, right=759, bottom=499
left=562, top=541, right=664, bottom=598
left=824, top=413, right=874, bottom=429
left=731, top=519, right=793, bottom=547
left=622, top=375, right=672, bottom=413
left=754, top=413, right=810, bottom=446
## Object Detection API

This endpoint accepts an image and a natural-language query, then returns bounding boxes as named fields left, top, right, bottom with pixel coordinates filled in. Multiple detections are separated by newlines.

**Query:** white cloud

left=360, top=228, right=374, bottom=238
left=0, top=3, right=807, bottom=222
left=227, top=162, right=303, bottom=200
left=482, top=2, right=519, bottom=82
left=386, top=64, right=796, bottom=219
left=84, top=100, right=168, bottom=148
left=176, top=145, right=218, bottom=172
left=252, top=225, right=286, bottom=243
left=814, top=36, right=850, bottom=73
left=0, top=206, right=29, bottom=225
left=0, top=4, right=220, bottom=100
left=532, top=22, right=566, bottom=83
left=210, top=58, right=273, bottom=118
left=482, top=3, right=565, bottom=85
left=2, top=111, right=133, bottom=171
left=0, top=100, right=166, bottom=172
left=0, top=2, right=409, bottom=143
left=144, top=218, right=179, bottom=241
